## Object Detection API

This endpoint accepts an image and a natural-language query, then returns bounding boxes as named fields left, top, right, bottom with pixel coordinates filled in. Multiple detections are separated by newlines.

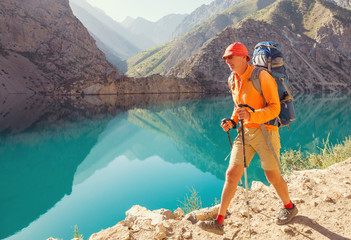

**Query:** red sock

left=216, top=214, right=225, bottom=226
left=284, top=200, right=293, bottom=209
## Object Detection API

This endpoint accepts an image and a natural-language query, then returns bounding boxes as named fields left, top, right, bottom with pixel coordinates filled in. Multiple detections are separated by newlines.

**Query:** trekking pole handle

left=221, top=118, right=237, bottom=130
left=238, top=103, right=255, bottom=112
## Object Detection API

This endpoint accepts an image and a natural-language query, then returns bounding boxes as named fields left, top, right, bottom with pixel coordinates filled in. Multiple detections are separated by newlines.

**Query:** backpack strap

left=249, top=67, right=282, bottom=173
left=228, top=71, right=235, bottom=93
left=249, top=67, right=264, bottom=96
left=249, top=67, right=279, bottom=126
left=260, top=124, right=283, bottom=173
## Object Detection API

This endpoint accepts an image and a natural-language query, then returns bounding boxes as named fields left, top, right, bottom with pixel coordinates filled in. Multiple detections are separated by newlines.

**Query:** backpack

left=228, top=41, right=297, bottom=128
left=251, top=41, right=296, bottom=128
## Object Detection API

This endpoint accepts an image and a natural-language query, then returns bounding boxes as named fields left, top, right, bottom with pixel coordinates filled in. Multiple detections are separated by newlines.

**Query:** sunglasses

left=223, top=55, right=234, bottom=60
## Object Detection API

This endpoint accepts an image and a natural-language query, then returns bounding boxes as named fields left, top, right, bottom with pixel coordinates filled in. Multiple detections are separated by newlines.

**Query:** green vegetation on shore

left=179, top=134, right=351, bottom=214
left=281, top=134, right=351, bottom=174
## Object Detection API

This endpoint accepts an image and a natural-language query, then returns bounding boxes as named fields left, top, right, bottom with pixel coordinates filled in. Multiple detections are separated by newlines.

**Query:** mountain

left=172, top=0, right=246, bottom=38
left=170, top=0, right=351, bottom=92
left=91, top=32, right=128, bottom=73
left=0, top=0, right=117, bottom=96
left=0, top=0, right=202, bottom=96
left=326, top=0, right=351, bottom=7
left=127, top=0, right=274, bottom=77
left=70, top=0, right=186, bottom=72
left=121, top=14, right=187, bottom=47
left=69, top=0, right=143, bottom=59
left=126, top=0, right=275, bottom=78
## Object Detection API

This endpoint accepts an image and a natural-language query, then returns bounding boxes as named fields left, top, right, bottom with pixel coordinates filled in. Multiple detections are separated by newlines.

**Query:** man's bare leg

left=264, top=169, right=290, bottom=205
left=218, top=164, right=244, bottom=216
left=265, top=169, right=298, bottom=224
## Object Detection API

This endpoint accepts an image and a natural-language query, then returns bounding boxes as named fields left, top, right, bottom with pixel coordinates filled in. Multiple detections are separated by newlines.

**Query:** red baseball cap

left=222, top=42, right=250, bottom=61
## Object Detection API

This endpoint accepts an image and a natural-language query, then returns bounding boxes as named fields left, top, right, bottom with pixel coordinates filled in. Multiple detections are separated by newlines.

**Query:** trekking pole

left=221, top=119, right=244, bottom=188
left=238, top=103, right=255, bottom=238
left=240, top=118, right=251, bottom=238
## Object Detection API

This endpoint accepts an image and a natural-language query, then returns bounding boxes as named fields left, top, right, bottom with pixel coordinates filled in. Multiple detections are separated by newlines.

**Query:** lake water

left=1, top=93, right=350, bottom=240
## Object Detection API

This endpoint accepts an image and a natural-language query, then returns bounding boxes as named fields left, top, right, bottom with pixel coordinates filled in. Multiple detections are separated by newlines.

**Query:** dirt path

left=89, top=158, right=351, bottom=240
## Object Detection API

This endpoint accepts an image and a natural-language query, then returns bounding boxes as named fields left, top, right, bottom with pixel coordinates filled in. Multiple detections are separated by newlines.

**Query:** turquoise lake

left=1, top=93, right=350, bottom=240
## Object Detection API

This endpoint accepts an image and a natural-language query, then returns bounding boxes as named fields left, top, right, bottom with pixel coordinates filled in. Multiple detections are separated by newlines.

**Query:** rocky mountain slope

left=87, top=158, right=351, bottom=240
left=171, top=0, right=351, bottom=92
left=327, top=0, right=351, bottom=7
left=0, top=0, right=117, bottom=95
left=126, top=0, right=275, bottom=78
left=172, top=0, right=246, bottom=38
left=0, top=0, right=199, bottom=96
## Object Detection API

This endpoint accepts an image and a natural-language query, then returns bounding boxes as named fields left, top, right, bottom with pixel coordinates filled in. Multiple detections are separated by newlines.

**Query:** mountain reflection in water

left=1, top=92, right=350, bottom=240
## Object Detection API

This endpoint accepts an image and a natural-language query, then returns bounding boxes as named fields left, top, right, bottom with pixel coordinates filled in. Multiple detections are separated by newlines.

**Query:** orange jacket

left=229, top=64, right=280, bottom=130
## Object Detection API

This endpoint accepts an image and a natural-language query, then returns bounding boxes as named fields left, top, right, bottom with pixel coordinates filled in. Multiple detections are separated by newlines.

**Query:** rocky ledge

left=86, top=158, right=351, bottom=240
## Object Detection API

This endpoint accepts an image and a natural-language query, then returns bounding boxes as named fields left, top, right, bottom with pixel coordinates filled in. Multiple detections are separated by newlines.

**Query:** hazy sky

left=86, top=0, right=214, bottom=22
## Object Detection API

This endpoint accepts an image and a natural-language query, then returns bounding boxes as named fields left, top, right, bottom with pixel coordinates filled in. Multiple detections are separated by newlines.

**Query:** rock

left=184, top=214, right=197, bottom=224
left=154, top=223, right=167, bottom=240
left=251, top=206, right=262, bottom=213
left=183, top=231, right=192, bottom=239
left=323, top=195, right=334, bottom=203
left=153, top=208, right=176, bottom=220
left=126, top=205, right=175, bottom=227
left=125, top=205, right=149, bottom=222
left=239, top=209, right=249, bottom=217
left=174, top=207, right=185, bottom=219
left=281, top=226, right=292, bottom=233
left=292, top=198, right=305, bottom=204
left=343, top=192, right=351, bottom=199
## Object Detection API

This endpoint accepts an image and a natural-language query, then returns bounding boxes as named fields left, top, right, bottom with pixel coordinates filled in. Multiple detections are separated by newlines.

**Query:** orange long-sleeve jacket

left=229, top=64, right=280, bottom=131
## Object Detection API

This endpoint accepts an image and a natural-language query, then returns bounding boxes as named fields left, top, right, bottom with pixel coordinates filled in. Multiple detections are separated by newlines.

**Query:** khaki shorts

left=230, top=127, right=281, bottom=170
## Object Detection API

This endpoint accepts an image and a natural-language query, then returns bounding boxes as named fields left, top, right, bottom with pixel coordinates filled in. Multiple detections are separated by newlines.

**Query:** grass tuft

left=178, top=186, right=203, bottom=214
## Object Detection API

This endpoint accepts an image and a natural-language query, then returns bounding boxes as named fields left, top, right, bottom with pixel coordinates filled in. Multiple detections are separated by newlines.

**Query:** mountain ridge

left=126, top=0, right=274, bottom=78
left=172, top=0, right=246, bottom=38
left=170, top=0, right=351, bottom=92
left=121, top=14, right=187, bottom=47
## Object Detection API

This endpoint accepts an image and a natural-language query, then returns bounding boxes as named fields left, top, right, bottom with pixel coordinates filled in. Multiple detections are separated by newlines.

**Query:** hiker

left=198, top=42, right=298, bottom=233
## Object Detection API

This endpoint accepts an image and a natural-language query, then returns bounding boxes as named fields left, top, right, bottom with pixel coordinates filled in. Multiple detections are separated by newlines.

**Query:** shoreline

left=87, top=158, right=351, bottom=240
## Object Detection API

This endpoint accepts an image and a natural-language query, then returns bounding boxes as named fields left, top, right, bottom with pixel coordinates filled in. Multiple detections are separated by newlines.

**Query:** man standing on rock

left=198, top=42, right=298, bottom=233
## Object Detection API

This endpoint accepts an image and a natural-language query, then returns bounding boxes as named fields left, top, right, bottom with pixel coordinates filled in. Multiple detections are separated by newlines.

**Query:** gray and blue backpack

left=251, top=41, right=296, bottom=128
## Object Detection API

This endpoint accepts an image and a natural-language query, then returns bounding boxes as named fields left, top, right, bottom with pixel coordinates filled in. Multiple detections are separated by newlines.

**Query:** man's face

left=223, top=55, right=247, bottom=72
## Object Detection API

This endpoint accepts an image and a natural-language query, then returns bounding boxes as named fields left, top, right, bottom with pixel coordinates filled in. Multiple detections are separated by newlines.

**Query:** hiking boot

left=197, top=219, right=224, bottom=235
left=276, top=204, right=298, bottom=225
